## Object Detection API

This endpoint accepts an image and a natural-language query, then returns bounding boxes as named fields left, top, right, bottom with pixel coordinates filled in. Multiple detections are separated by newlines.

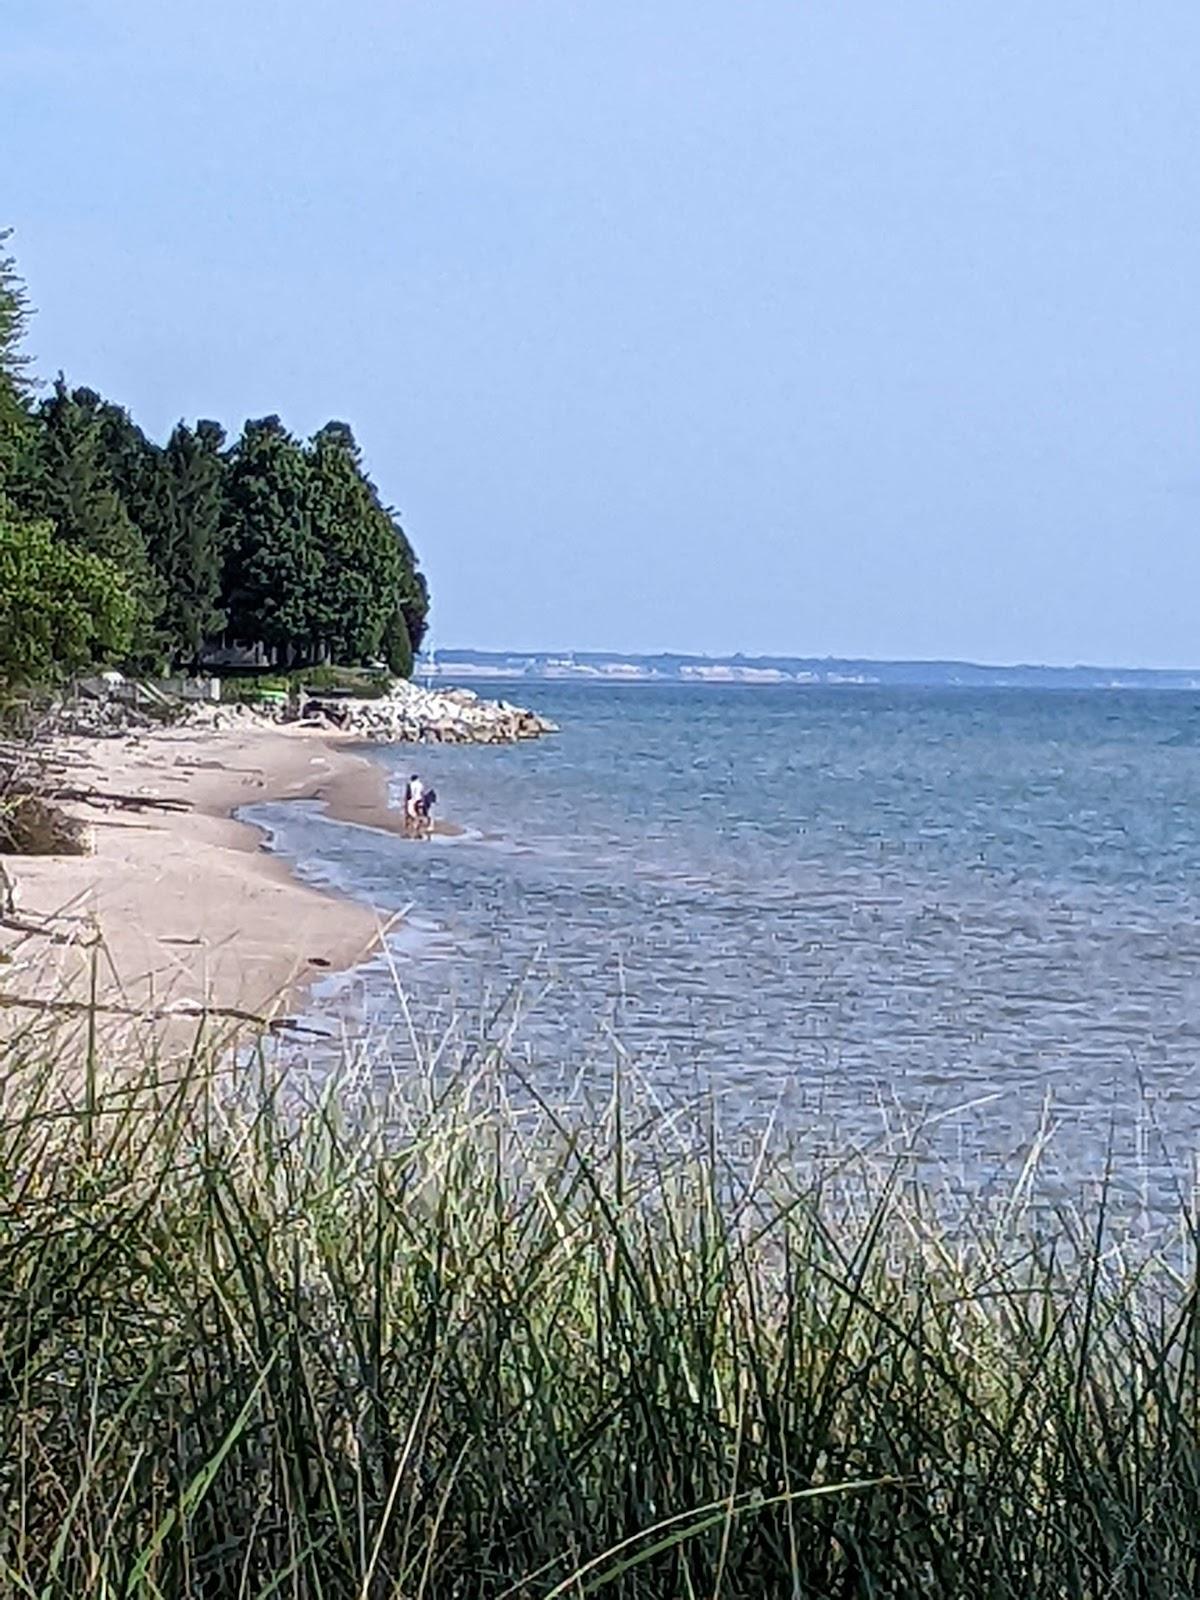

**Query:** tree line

left=0, top=232, right=428, bottom=682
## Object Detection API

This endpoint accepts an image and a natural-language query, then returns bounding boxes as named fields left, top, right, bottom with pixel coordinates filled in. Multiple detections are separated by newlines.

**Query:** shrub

left=218, top=673, right=290, bottom=703
left=219, top=667, right=391, bottom=704
left=0, top=502, right=135, bottom=682
left=299, top=662, right=392, bottom=697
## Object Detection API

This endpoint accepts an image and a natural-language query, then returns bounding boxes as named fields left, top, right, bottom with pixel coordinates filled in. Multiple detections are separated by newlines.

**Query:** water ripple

left=249, top=684, right=1200, bottom=1220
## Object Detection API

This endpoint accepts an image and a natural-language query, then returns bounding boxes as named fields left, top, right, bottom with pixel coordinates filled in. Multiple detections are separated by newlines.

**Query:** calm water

left=249, top=683, right=1200, bottom=1216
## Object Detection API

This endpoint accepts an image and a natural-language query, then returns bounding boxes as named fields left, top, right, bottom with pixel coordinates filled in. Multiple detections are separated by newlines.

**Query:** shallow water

left=247, top=682, right=1200, bottom=1219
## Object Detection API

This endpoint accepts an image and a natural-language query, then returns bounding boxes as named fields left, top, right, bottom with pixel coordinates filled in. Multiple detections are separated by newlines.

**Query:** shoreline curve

left=0, top=722, right=434, bottom=1056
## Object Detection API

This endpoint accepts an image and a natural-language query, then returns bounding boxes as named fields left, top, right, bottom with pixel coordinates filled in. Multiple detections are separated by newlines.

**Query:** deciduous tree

left=0, top=500, right=135, bottom=680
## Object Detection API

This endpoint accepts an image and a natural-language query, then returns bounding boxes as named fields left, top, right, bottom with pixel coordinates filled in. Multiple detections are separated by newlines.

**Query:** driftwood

left=1, top=768, right=192, bottom=859
left=0, top=990, right=325, bottom=1036
left=0, top=737, right=98, bottom=764
left=0, top=696, right=194, bottom=878
left=0, top=737, right=193, bottom=814
left=48, top=785, right=192, bottom=814
left=0, top=913, right=82, bottom=944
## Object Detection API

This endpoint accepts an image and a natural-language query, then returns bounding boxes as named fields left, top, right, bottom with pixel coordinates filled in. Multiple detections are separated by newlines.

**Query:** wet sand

left=0, top=721, right=423, bottom=1058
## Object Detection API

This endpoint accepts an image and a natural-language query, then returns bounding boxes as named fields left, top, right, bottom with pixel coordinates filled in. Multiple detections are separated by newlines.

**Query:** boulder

left=288, top=680, right=555, bottom=747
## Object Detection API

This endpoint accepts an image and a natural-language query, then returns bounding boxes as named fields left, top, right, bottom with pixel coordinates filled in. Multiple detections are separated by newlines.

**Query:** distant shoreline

left=418, top=651, right=1200, bottom=691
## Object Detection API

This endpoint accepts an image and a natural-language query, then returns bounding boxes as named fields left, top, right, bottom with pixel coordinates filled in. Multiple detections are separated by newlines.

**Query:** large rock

left=297, top=680, right=557, bottom=746
left=48, top=675, right=557, bottom=749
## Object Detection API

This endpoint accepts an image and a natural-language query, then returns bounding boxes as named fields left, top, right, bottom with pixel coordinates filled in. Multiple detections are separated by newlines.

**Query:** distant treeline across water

left=424, top=648, right=1200, bottom=689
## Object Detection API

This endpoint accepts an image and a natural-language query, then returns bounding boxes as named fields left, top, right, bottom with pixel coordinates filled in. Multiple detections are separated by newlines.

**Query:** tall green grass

left=0, top=1020, right=1197, bottom=1597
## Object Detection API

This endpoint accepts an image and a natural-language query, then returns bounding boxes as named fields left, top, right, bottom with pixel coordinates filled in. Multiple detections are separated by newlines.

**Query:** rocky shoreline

left=50, top=675, right=558, bottom=747
left=297, top=679, right=558, bottom=744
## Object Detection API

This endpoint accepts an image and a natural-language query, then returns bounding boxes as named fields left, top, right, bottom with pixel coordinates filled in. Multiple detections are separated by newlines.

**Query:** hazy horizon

left=7, top=2, right=1200, bottom=669
left=427, top=643, right=1200, bottom=677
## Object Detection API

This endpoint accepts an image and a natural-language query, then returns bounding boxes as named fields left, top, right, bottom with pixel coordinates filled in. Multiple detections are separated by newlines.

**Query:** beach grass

left=0, top=1015, right=1198, bottom=1598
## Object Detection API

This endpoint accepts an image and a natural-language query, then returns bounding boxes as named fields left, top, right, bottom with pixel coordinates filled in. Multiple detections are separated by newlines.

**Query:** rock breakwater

left=48, top=676, right=557, bottom=747
left=297, top=680, right=557, bottom=744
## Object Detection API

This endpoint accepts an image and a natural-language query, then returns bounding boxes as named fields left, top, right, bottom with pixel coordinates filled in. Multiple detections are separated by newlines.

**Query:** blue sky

left=6, top=1, right=1200, bottom=666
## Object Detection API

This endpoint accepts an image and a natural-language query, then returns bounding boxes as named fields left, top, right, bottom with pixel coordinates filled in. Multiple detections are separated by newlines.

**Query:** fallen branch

left=0, top=914, right=83, bottom=944
left=49, top=786, right=193, bottom=814
left=0, top=989, right=324, bottom=1035
left=1, top=779, right=192, bottom=814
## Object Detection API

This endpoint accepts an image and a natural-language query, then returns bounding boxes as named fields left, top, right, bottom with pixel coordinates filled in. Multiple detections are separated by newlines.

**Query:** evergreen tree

left=0, top=230, right=35, bottom=496
left=305, top=422, right=430, bottom=674
left=387, top=510, right=429, bottom=659
left=306, top=421, right=401, bottom=662
left=73, top=390, right=180, bottom=652
left=161, top=420, right=227, bottom=663
left=25, top=382, right=164, bottom=659
left=222, top=417, right=321, bottom=665
left=0, top=232, right=32, bottom=406
left=0, top=238, right=432, bottom=681
left=87, top=388, right=158, bottom=514
left=380, top=602, right=413, bottom=678
left=129, top=421, right=228, bottom=668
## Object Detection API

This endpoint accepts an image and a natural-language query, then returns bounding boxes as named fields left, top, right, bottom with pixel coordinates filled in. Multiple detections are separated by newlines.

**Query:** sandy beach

left=0, top=722, right=415, bottom=1057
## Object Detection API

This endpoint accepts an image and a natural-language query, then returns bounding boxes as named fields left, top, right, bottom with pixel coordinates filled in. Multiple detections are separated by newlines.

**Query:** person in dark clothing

left=413, top=786, right=437, bottom=838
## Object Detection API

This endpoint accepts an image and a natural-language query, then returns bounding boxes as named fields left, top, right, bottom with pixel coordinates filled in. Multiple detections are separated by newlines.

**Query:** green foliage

left=150, top=421, right=228, bottom=666
left=0, top=229, right=35, bottom=495
left=0, top=500, right=135, bottom=679
left=24, top=381, right=164, bottom=663
left=219, top=665, right=391, bottom=703
left=218, top=672, right=290, bottom=699
left=88, top=385, right=157, bottom=502
left=0, top=235, right=431, bottom=682
left=0, top=230, right=32, bottom=406
left=307, top=420, right=401, bottom=661
left=295, top=662, right=392, bottom=695
left=390, top=514, right=430, bottom=654
left=23, top=382, right=227, bottom=671
left=324, top=429, right=429, bottom=660
left=0, top=1035, right=1197, bottom=1597
left=381, top=599, right=413, bottom=677
left=221, top=415, right=322, bottom=664
left=219, top=417, right=430, bottom=676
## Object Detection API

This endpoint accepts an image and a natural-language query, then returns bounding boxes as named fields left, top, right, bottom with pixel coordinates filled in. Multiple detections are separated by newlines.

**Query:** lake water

left=248, top=682, right=1200, bottom=1222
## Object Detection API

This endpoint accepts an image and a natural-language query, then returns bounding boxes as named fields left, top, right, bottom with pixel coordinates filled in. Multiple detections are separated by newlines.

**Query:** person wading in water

left=413, top=786, right=437, bottom=838
left=403, top=773, right=425, bottom=835
left=403, top=774, right=438, bottom=838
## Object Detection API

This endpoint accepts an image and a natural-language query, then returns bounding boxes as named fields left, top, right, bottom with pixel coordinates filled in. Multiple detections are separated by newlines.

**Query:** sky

left=4, top=2, right=1200, bottom=667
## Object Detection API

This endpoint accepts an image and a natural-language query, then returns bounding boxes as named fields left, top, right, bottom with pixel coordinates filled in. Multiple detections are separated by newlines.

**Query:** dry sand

left=0, top=722, right=418, bottom=1058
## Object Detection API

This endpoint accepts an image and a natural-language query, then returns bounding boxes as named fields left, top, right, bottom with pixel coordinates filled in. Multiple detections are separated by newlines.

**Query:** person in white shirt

left=403, top=774, right=425, bottom=832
